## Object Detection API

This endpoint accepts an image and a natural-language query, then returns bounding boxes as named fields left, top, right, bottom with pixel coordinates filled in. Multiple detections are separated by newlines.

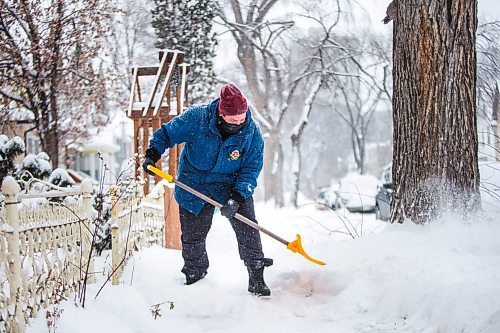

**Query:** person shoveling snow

left=143, top=83, right=273, bottom=296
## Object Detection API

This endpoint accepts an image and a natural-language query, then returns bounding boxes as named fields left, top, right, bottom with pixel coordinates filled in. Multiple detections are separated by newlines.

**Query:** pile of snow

left=147, top=179, right=171, bottom=199
left=26, top=203, right=500, bottom=333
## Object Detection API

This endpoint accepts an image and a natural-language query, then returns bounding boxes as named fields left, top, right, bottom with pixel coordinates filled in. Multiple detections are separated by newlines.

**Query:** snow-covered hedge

left=0, top=134, right=76, bottom=192
left=0, top=134, right=25, bottom=183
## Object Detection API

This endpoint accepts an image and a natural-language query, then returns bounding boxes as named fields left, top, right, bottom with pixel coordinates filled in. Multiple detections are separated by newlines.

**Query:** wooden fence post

left=109, top=185, right=120, bottom=286
left=2, top=176, right=25, bottom=333
left=164, top=183, right=181, bottom=250
left=81, top=179, right=94, bottom=284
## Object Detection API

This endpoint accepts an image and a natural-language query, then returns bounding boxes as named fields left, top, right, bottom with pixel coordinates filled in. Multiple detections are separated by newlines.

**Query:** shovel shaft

left=172, top=179, right=289, bottom=246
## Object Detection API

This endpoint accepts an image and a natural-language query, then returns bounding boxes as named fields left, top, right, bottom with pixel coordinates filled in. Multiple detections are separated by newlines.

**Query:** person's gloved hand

left=143, top=148, right=161, bottom=176
left=143, top=156, right=156, bottom=176
left=220, top=199, right=240, bottom=219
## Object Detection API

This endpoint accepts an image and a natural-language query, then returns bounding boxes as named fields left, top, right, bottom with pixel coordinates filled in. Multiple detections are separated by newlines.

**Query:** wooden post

left=133, top=119, right=142, bottom=180
left=2, top=176, right=25, bottom=333
left=81, top=178, right=94, bottom=284
left=168, top=145, right=178, bottom=177
left=143, top=119, right=150, bottom=196
left=152, top=117, right=162, bottom=184
left=164, top=184, right=181, bottom=249
left=109, top=185, right=120, bottom=285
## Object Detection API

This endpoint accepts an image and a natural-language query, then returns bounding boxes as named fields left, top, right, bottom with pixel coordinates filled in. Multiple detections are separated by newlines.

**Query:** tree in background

left=0, top=0, right=112, bottom=168
left=152, top=0, right=218, bottom=103
left=330, top=33, right=392, bottom=175
left=391, top=0, right=481, bottom=224
left=477, top=20, right=500, bottom=120
left=217, top=0, right=295, bottom=206
left=107, top=0, right=157, bottom=103
left=476, top=19, right=500, bottom=159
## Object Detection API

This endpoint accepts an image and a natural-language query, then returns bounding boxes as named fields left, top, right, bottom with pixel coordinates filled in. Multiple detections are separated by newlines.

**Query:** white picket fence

left=108, top=185, right=165, bottom=286
left=0, top=177, right=165, bottom=333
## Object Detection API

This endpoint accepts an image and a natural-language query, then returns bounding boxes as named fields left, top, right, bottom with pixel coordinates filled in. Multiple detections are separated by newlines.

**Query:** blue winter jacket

left=149, top=98, right=264, bottom=215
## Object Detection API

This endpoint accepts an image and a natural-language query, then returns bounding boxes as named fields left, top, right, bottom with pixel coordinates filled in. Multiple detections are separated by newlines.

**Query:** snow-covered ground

left=26, top=198, right=500, bottom=333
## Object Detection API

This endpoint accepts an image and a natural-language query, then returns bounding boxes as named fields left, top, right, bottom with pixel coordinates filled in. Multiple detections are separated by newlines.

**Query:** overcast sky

left=479, top=0, right=500, bottom=18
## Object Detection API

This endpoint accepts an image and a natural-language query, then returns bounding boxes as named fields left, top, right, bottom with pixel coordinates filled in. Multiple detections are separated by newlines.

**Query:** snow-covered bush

left=93, top=192, right=112, bottom=255
left=49, top=168, right=75, bottom=188
left=46, top=168, right=77, bottom=203
left=17, top=153, right=53, bottom=181
left=0, top=134, right=26, bottom=183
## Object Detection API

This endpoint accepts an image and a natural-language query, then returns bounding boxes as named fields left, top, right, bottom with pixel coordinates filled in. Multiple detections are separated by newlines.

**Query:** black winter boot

left=246, top=258, right=273, bottom=296
left=183, top=268, right=207, bottom=285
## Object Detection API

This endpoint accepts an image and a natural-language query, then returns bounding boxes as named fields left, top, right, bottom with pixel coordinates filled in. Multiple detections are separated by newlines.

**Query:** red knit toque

left=219, top=84, right=248, bottom=116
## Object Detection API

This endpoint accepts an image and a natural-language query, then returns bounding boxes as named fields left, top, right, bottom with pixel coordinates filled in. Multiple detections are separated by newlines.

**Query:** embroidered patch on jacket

left=229, top=150, right=240, bottom=161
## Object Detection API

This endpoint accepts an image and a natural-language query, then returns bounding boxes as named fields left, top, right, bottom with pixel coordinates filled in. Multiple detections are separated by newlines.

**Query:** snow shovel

left=147, top=165, right=326, bottom=266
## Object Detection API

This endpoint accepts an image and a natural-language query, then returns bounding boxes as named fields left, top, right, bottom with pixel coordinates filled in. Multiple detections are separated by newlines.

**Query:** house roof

left=1, top=107, right=35, bottom=123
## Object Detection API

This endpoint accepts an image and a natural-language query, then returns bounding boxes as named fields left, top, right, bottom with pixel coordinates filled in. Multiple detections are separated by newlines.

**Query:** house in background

left=71, top=112, right=134, bottom=184
left=0, top=107, right=42, bottom=166
left=0, top=108, right=40, bottom=151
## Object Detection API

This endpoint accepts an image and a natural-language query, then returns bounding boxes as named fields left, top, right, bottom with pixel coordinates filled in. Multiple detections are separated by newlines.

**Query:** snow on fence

left=108, top=185, right=164, bottom=286
left=0, top=178, right=165, bottom=333
left=0, top=177, right=94, bottom=333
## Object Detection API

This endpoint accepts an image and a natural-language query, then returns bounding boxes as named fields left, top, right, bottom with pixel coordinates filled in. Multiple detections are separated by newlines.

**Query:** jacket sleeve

left=234, top=128, right=264, bottom=199
left=148, top=107, right=199, bottom=155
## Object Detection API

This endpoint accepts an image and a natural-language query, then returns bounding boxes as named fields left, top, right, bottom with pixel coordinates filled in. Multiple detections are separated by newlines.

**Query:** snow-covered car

left=336, top=172, right=378, bottom=213
left=375, top=164, right=392, bottom=221
left=316, top=184, right=340, bottom=210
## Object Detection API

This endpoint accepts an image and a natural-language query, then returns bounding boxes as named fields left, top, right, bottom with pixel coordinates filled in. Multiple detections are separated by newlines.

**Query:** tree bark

left=391, top=0, right=481, bottom=224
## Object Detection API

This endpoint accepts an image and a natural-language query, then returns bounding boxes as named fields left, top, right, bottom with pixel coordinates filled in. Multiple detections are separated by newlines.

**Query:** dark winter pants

left=179, top=197, right=267, bottom=277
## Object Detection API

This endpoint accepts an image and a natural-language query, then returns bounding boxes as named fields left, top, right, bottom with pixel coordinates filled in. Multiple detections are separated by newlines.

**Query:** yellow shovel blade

left=147, top=165, right=174, bottom=183
left=287, top=234, right=327, bottom=266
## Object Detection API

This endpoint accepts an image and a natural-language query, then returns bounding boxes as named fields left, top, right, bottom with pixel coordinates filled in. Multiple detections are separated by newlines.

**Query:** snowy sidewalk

left=27, top=204, right=500, bottom=333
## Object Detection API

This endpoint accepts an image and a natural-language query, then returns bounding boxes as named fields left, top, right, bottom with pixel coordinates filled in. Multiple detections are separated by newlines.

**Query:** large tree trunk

left=37, top=89, right=60, bottom=168
left=391, top=0, right=481, bottom=224
left=44, top=126, right=60, bottom=168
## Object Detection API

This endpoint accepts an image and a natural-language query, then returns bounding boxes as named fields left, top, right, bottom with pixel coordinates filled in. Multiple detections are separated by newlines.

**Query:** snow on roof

left=111, top=111, right=134, bottom=142
left=1, top=107, right=35, bottom=122
left=79, top=111, right=132, bottom=153
left=80, top=141, right=121, bottom=154
left=67, top=169, right=99, bottom=185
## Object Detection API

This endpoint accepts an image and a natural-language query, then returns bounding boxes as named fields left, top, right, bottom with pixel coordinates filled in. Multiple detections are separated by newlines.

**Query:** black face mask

left=217, top=115, right=245, bottom=135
